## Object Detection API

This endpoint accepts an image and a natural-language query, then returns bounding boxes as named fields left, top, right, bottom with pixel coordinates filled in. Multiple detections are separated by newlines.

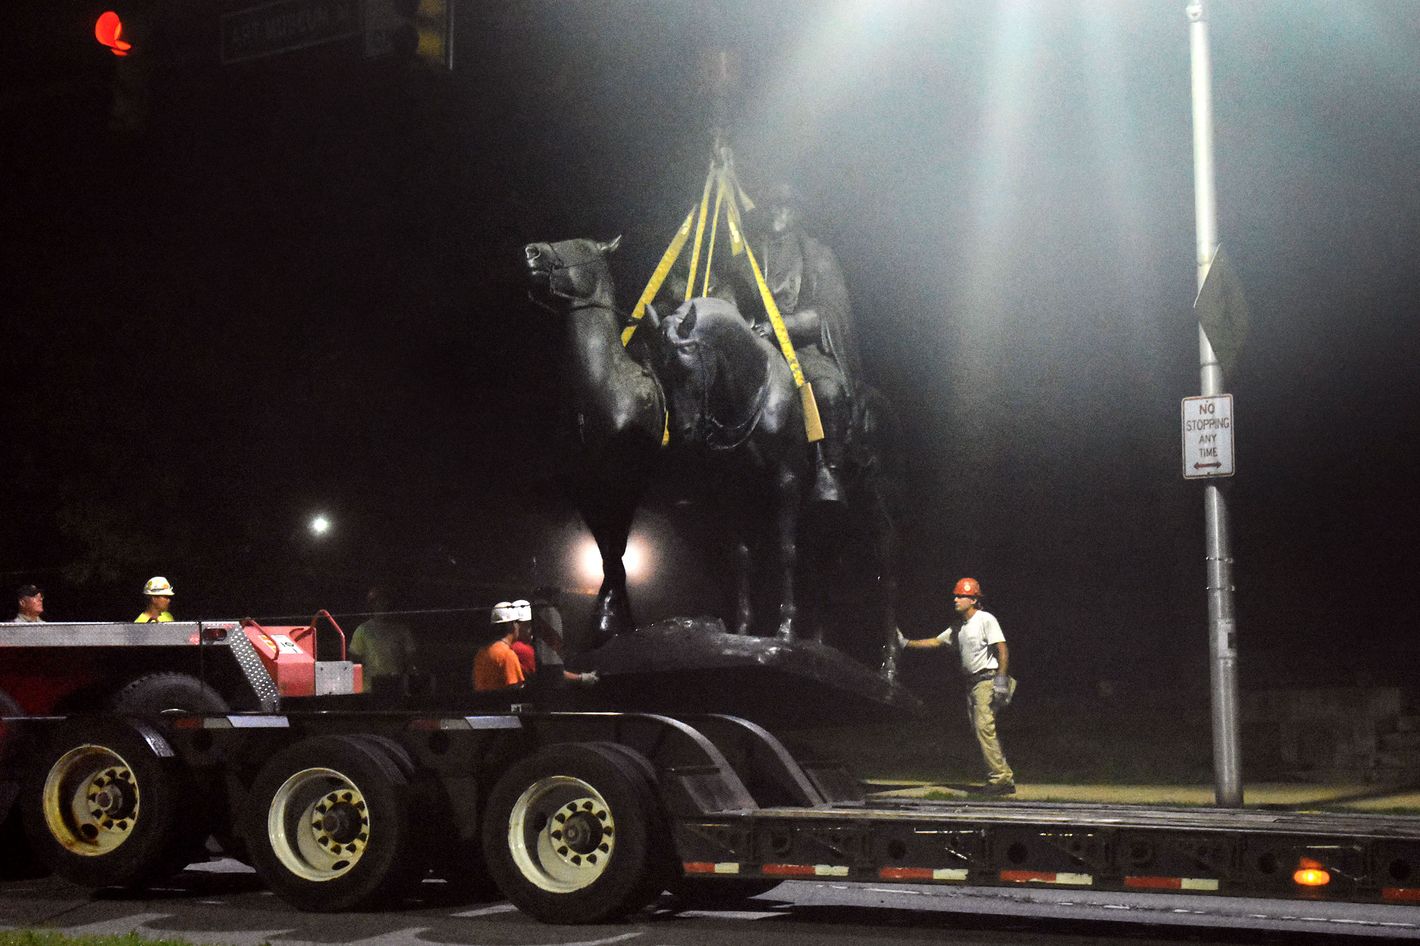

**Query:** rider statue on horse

left=734, top=182, right=864, bottom=503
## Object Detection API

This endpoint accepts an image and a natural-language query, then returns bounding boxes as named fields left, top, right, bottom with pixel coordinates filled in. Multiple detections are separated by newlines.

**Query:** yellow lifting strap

left=621, top=207, right=696, bottom=347
left=722, top=170, right=824, bottom=442
left=683, top=163, right=717, bottom=302
left=702, top=171, right=726, bottom=297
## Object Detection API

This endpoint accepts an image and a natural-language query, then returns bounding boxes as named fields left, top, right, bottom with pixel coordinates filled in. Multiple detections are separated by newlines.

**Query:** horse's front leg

left=774, top=464, right=801, bottom=640
left=581, top=490, right=639, bottom=647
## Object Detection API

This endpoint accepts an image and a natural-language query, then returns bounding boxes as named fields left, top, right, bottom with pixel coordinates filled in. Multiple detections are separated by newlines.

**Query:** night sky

left=5, top=0, right=1420, bottom=693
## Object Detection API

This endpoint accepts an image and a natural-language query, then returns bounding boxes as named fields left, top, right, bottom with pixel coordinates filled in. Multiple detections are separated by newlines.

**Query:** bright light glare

left=309, top=514, right=332, bottom=536
left=576, top=535, right=649, bottom=584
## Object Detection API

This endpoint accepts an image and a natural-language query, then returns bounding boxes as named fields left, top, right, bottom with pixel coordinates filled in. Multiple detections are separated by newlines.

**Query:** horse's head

left=657, top=302, right=714, bottom=445
left=524, top=235, right=621, bottom=308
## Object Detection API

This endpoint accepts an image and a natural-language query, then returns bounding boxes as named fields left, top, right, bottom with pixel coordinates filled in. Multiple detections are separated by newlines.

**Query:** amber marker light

left=95, top=11, right=132, bottom=56
left=1293, top=857, right=1331, bottom=887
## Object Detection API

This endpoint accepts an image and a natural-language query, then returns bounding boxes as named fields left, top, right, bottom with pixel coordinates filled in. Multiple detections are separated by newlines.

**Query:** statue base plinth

left=567, top=616, right=922, bottom=725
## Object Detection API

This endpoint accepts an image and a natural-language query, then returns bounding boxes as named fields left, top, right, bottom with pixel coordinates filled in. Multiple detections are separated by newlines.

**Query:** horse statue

left=655, top=298, right=810, bottom=639
left=523, top=235, right=664, bottom=645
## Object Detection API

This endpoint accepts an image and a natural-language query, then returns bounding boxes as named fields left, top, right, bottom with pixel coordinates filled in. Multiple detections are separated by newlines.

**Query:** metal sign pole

left=1188, top=0, right=1243, bottom=807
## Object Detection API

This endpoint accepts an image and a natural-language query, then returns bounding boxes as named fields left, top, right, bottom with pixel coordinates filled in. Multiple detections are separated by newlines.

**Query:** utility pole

left=1187, top=0, right=1243, bottom=807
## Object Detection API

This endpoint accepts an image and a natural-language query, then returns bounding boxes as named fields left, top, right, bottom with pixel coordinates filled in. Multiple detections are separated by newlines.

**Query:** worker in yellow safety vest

left=135, top=576, right=176, bottom=623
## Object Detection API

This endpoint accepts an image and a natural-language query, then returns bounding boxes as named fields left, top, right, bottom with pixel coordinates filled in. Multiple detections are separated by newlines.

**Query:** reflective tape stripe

left=1125, top=876, right=1219, bottom=891
left=684, top=861, right=740, bottom=875
left=1000, top=870, right=1093, bottom=886
left=879, top=867, right=970, bottom=882
left=763, top=864, right=849, bottom=878
left=1383, top=887, right=1420, bottom=902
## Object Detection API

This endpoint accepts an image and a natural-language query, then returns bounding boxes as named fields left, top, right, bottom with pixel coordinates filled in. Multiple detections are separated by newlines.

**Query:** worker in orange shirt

left=473, top=600, right=528, bottom=692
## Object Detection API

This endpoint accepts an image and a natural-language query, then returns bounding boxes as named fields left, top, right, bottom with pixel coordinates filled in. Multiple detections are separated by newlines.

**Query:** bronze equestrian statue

left=524, top=226, right=900, bottom=670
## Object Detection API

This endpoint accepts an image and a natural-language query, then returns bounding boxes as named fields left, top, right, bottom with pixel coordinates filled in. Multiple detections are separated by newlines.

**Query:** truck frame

left=4, top=619, right=1420, bottom=923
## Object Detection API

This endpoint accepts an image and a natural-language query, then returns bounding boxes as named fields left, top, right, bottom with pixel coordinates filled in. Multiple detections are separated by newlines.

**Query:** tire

left=0, top=801, right=47, bottom=880
left=245, top=735, right=424, bottom=912
left=482, top=742, right=661, bottom=924
left=107, top=672, right=238, bottom=861
left=0, top=688, right=45, bottom=880
left=107, top=672, right=229, bottom=715
left=20, top=718, right=208, bottom=888
left=591, top=743, right=782, bottom=908
left=590, top=742, right=678, bottom=899
left=0, top=688, right=22, bottom=821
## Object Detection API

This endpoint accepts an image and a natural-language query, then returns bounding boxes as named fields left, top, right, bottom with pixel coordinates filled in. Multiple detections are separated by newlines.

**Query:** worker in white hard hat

left=473, top=600, right=529, bottom=692
left=136, top=576, right=176, bottom=623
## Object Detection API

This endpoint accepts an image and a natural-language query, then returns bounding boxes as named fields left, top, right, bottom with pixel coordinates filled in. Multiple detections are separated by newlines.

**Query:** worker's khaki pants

left=968, top=677, right=1015, bottom=785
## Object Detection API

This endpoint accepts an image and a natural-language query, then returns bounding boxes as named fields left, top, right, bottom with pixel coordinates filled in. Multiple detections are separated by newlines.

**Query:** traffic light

left=364, top=0, right=453, bottom=70
left=94, top=10, right=132, bottom=56
left=92, top=5, right=154, bottom=133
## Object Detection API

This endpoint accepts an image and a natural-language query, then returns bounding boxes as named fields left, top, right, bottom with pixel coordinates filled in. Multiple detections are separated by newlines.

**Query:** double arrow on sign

left=1193, top=462, right=1222, bottom=470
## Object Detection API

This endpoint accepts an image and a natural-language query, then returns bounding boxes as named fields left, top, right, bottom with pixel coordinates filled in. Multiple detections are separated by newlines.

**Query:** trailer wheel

left=1, top=688, right=46, bottom=880
left=482, top=742, right=661, bottom=923
left=108, top=672, right=229, bottom=715
left=246, top=735, right=422, bottom=912
left=0, top=688, right=22, bottom=820
left=20, top=719, right=205, bottom=888
left=590, top=742, right=678, bottom=898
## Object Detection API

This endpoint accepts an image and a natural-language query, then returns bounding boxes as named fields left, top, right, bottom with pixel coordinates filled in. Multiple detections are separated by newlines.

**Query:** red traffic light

left=95, top=10, right=132, bottom=57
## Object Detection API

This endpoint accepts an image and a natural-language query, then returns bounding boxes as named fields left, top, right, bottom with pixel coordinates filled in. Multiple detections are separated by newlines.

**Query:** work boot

left=810, top=441, right=844, bottom=504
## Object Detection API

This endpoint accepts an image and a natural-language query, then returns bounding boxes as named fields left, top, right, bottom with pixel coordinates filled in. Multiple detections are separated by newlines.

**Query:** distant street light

left=309, top=514, right=332, bottom=537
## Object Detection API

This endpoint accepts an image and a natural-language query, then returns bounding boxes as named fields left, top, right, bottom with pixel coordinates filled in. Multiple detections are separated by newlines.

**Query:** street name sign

left=1181, top=394, right=1234, bottom=479
left=221, top=0, right=360, bottom=65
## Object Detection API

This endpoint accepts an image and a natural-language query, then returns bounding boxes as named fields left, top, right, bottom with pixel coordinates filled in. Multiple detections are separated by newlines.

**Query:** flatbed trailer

left=4, top=705, right=1420, bottom=922
left=4, top=621, right=1420, bottom=923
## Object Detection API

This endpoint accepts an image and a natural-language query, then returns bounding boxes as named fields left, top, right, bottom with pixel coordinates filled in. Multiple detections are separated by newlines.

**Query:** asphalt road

left=3, top=859, right=1420, bottom=946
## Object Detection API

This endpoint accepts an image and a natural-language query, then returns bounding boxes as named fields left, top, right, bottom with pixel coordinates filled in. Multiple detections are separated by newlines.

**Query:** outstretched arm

left=900, top=628, right=951, bottom=650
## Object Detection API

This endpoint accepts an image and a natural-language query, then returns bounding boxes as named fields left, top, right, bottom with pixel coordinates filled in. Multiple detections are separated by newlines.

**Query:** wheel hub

left=270, top=768, right=372, bottom=881
left=509, top=775, right=618, bottom=893
left=43, top=745, right=141, bottom=856
left=555, top=808, right=604, bottom=855
left=315, top=796, right=364, bottom=844
left=89, top=771, right=137, bottom=819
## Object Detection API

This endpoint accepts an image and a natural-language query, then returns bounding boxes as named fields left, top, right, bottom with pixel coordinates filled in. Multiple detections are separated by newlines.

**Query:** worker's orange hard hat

left=953, top=577, right=982, bottom=598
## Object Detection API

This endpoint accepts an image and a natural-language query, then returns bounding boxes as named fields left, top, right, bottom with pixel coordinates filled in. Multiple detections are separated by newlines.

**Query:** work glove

left=575, top=670, right=600, bottom=687
left=895, top=628, right=907, bottom=649
left=991, top=675, right=1012, bottom=709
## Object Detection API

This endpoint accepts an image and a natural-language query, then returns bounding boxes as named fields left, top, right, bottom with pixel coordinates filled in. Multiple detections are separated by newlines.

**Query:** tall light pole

left=1187, top=0, right=1243, bottom=807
